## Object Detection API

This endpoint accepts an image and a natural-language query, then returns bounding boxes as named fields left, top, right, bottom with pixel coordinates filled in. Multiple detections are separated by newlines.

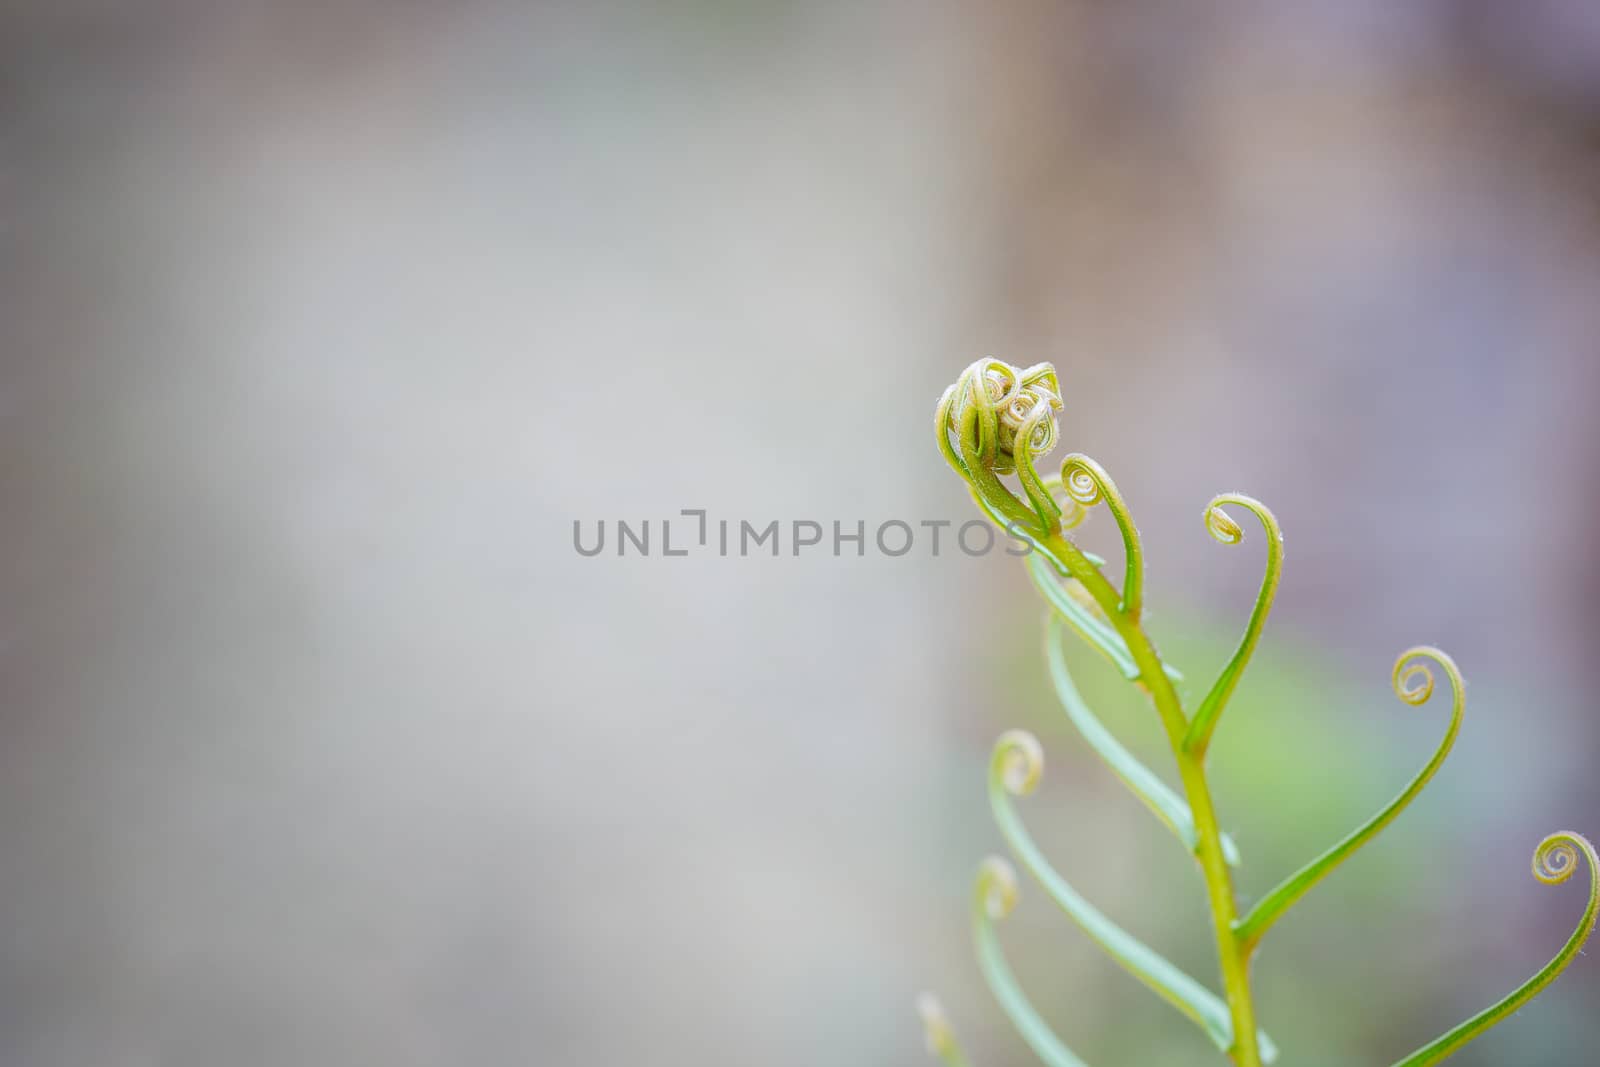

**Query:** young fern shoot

left=918, top=358, right=1595, bottom=1066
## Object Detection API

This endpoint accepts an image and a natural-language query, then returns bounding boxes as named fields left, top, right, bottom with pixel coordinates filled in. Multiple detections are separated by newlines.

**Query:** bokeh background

left=4, top=2, right=1599, bottom=1065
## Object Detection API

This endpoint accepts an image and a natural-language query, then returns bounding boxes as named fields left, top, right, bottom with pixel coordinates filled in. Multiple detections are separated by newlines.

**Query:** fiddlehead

left=1389, top=833, right=1599, bottom=1066
left=1235, top=647, right=1465, bottom=950
left=1058, top=454, right=1144, bottom=622
left=937, top=360, right=1143, bottom=637
left=916, top=993, right=973, bottom=1067
left=937, top=360, right=1065, bottom=537
left=1183, top=495, right=1283, bottom=756
left=972, top=856, right=1093, bottom=1067
left=988, top=731, right=1277, bottom=1061
left=936, top=369, right=1035, bottom=536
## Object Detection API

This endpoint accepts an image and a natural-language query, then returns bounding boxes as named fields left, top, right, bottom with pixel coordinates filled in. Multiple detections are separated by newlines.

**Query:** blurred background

left=3, top=2, right=1599, bottom=1064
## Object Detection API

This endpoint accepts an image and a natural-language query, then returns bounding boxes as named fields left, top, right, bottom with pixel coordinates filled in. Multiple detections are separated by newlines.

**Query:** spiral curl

left=1392, top=653, right=1436, bottom=706
left=1204, top=505, right=1243, bottom=545
left=1390, top=649, right=1455, bottom=707
left=998, top=364, right=1063, bottom=466
left=977, top=856, right=1019, bottom=921
left=1060, top=462, right=1105, bottom=508
left=993, top=729, right=1044, bottom=797
left=1533, top=833, right=1585, bottom=886
left=1012, top=402, right=1065, bottom=531
left=1001, top=384, right=1061, bottom=459
left=979, top=361, right=1018, bottom=403
left=1057, top=453, right=1144, bottom=621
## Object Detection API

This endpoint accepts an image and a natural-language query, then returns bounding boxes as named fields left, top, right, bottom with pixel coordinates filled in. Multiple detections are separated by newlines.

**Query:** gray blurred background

left=3, top=2, right=1599, bottom=1065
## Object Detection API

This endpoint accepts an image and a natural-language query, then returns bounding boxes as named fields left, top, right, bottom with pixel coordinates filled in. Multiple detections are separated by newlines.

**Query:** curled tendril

left=916, top=993, right=972, bottom=1067
left=1390, top=832, right=1599, bottom=1067
left=1040, top=473, right=1090, bottom=532
left=1057, top=454, right=1144, bottom=621
left=1061, top=464, right=1103, bottom=507
left=977, top=855, right=1018, bottom=920
left=1534, top=834, right=1583, bottom=883
left=971, top=856, right=1092, bottom=1067
left=1013, top=402, right=1067, bottom=532
left=1183, top=494, right=1283, bottom=756
left=995, top=729, right=1043, bottom=796
left=986, top=731, right=1278, bottom=1061
left=1386, top=648, right=1456, bottom=711
left=1235, top=646, right=1465, bottom=950
left=1203, top=504, right=1242, bottom=543
left=1393, top=656, right=1435, bottom=705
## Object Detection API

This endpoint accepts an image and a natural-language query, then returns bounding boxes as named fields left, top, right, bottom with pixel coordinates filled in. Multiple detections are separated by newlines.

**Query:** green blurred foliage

left=950, top=604, right=1594, bottom=1066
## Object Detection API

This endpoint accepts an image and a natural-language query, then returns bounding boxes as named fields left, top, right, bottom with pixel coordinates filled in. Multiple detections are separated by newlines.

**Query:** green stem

left=1039, top=529, right=1261, bottom=1067
left=1171, top=741, right=1260, bottom=1067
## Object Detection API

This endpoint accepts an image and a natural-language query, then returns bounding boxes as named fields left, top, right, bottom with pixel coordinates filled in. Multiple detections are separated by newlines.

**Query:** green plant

left=917, top=358, right=1597, bottom=1066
